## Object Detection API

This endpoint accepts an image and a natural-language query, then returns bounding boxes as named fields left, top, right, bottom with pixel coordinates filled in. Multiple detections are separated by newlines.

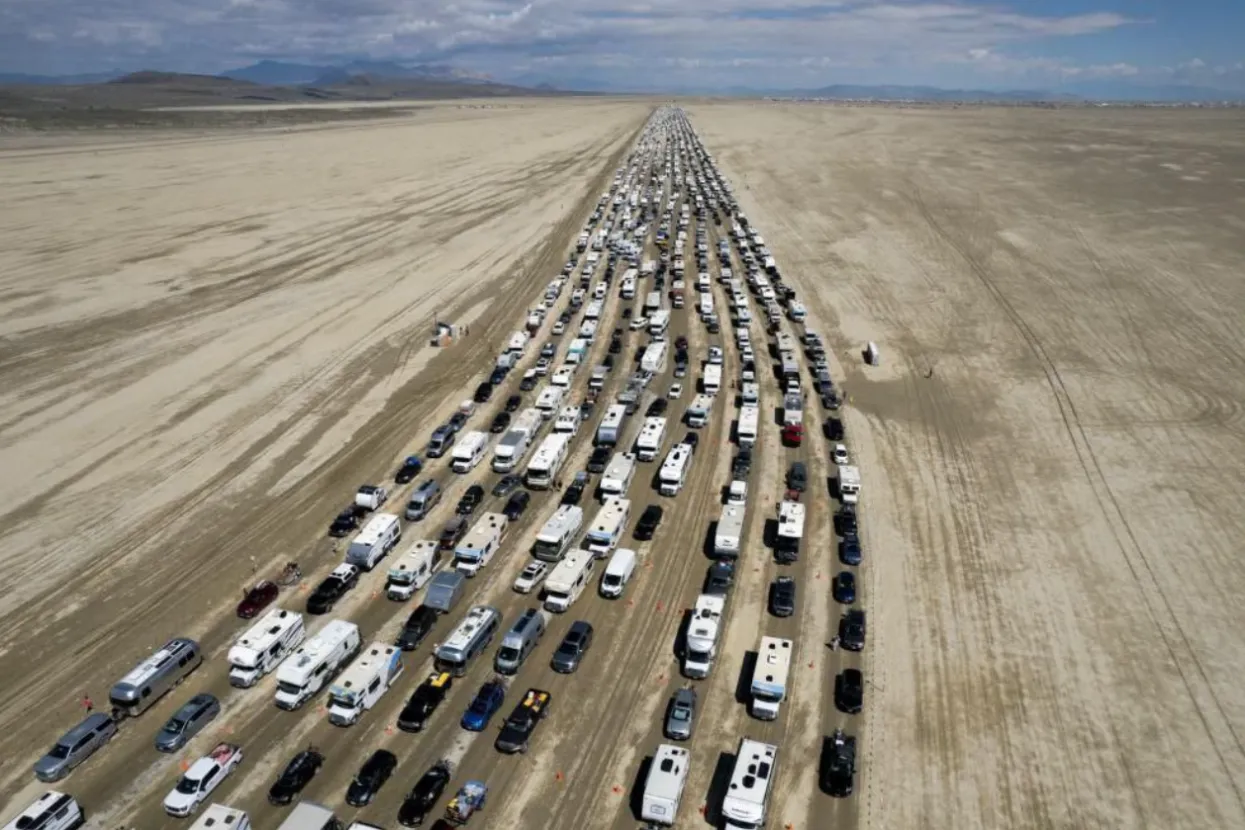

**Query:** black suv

left=395, top=605, right=437, bottom=651
left=398, top=761, right=453, bottom=827
left=473, top=381, right=494, bottom=403
left=587, top=446, right=612, bottom=473
left=268, top=748, right=324, bottom=805
left=839, top=609, right=866, bottom=651
left=457, top=485, right=485, bottom=515
left=634, top=505, right=663, bottom=540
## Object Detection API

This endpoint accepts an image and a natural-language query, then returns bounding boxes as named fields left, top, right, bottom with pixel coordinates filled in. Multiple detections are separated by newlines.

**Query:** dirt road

left=690, top=102, right=1245, bottom=829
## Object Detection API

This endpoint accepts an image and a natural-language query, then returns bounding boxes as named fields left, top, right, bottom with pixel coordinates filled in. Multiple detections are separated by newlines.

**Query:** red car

left=781, top=422, right=804, bottom=447
left=237, top=580, right=279, bottom=619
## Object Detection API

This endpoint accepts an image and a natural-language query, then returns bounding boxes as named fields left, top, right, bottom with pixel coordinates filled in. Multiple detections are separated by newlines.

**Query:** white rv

left=644, top=290, right=663, bottom=315
left=274, top=620, right=361, bottom=710
left=526, top=432, right=571, bottom=489
left=721, top=739, right=778, bottom=830
left=228, top=608, right=306, bottom=688
left=189, top=805, right=250, bottom=830
left=451, top=431, right=489, bottom=474
left=596, top=404, right=628, bottom=446
left=543, top=549, right=596, bottom=613
left=492, top=407, right=543, bottom=473
left=634, top=416, right=668, bottom=462
left=346, top=513, right=401, bottom=570
left=640, top=744, right=690, bottom=827
left=737, top=404, right=759, bottom=449
left=782, top=391, right=803, bottom=426
left=507, top=331, right=529, bottom=355
left=741, top=381, right=760, bottom=405
left=699, top=292, right=715, bottom=319
left=585, top=496, right=631, bottom=557
left=649, top=309, right=672, bottom=338
left=584, top=299, right=604, bottom=321
left=454, top=512, right=508, bottom=577
left=713, top=505, right=746, bottom=558
left=683, top=594, right=725, bottom=679
left=599, top=453, right=637, bottom=499
left=326, top=643, right=403, bottom=726
left=578, top=319, right=598, bottom=342
left=788, top=301, right=807, bottom=322
left=554, top=405, right=581, bottom=436
left=775, top=500, right=806, bottom=564
left=621, top=274, right=637, bottom=299
left=685, top=394, right=714, bottom=429
left=750, top=636, right=793, bottom=720
left=839, top=465, right=861, bottom=504
left=641, top=340, right=669, bottom=374
left=698, top=359, right=720, bottom=393
left=386, top=540, right=441, bottom=601
left=535, top=385, right=566, bottom=419
left=533, top=504, right=583, bottom=562
left=659, top=444, right=693, bottom=497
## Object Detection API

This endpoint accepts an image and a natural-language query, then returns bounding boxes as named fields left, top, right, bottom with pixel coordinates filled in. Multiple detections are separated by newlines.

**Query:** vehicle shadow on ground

left=702, top=751, right=736, bottom=827
left=672, top=608, right=694, bottom=664
left=629, top=752, right=654, bottom=821
left=734, top=650, right=758, bottom=706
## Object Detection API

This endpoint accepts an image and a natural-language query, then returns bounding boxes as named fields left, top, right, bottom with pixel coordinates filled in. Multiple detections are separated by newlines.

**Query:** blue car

left=461, top=680, right=506, bottom=731
left=395, top=455, right=423, bottom=484
left=833, top=571, right=856, bottom=604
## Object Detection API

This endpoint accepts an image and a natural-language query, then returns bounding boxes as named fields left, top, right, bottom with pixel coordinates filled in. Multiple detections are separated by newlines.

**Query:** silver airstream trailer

left=109, top=637, right=202, bottom=717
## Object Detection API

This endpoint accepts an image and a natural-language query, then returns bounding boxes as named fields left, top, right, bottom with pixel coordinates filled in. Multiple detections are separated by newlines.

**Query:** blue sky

left=1, top=0, right=1241, bottom=92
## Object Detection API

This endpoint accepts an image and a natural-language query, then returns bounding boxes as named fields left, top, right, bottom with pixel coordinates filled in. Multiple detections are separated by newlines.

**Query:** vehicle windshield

left=175, top=775, right=201, bottom=794
left=498, top=647, right=520, bottom=662
left=47, top=744, right=70, bottom=759
left=166, top=718, right=186, bottom=732
left=671, top=708, right=689, bottom=721
left=470, top=697, right=490, bottom=713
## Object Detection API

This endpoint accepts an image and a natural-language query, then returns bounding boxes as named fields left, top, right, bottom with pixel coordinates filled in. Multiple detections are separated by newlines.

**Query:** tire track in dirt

left=911, top=186, right=1245, bottom=811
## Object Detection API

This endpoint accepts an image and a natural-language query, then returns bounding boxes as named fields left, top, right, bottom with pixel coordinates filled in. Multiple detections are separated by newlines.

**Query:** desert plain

left=0, top=97, right=1243, bottom=830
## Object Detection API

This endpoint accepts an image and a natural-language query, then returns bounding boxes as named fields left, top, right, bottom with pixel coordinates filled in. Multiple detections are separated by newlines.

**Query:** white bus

left=721, top=739, right=778, bottom=830
left=533, top=504, right=583, bottom=562
left=648, top=309, right=671, bottom=338
left=634, top=416, right=667, bottom=462
left=775, top=499, right=805, bottom=564
left=659, top=444, right=693, bottom=497
left=749, top=636, right=793, bottom=720
left=535, top=385, right=566, bottom=419
left=525, top=433, right=571, bottom=489
left=737, top=404, right=759, bottom=449
left=702, top=363, right=722, bottom=396
left=596, top=404, right=628, bottom=446
left=585, top=496, right=631, bottom=557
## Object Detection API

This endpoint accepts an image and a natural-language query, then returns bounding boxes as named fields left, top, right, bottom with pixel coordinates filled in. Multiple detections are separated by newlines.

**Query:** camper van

left=495, top=608, right=548, bottom=674
left=526, top=432, right=571, bottom=489
left=599, top=453, right=637, bottom=499
left=274, top=620, right=361, bottom=710
left=532, top=504, right=583, bottom=562
left=228, top=608, right=306, bottom=688
left=110, top=637, right=203, bottom=717
left=685, top=394, right=714, bottom=428
left=599, top=548, right=637, bottom=598
left=326, top=643, right=403, bottom=726
left=451, top=431, right=490, bottom=474
left=543, top=549, right=596, bottom=613
left=433, top=606, right=501, bottom=677
left=454, top=513, right=508, bottom=577
left=585, top=496, right=630, bottom=557
left=721, top=740, right=778, bottom=830
left=404, top=479, right=442, bottom=521
left=641, top=744, right=690, bottom=827
left=385, top=540, right=442, bottom=601
left=346, top=513, right=401, bottom=570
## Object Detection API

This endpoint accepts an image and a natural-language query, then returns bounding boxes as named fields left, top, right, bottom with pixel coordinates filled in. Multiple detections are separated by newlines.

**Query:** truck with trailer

left=492, top=407, right=543, bottom=473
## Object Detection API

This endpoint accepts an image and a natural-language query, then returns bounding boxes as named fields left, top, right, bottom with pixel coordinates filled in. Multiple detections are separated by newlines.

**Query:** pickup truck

left=163, top=743, right=243, bottom=816
left=495, top=688, right=552, bottom=754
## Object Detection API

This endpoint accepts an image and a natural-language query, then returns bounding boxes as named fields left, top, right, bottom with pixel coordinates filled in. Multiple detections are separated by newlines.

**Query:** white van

left=599, top=548, right=637, bottom=598
left=346, top=513, right=401, bottom=570
left=451, top=431, right=489, bottom=473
